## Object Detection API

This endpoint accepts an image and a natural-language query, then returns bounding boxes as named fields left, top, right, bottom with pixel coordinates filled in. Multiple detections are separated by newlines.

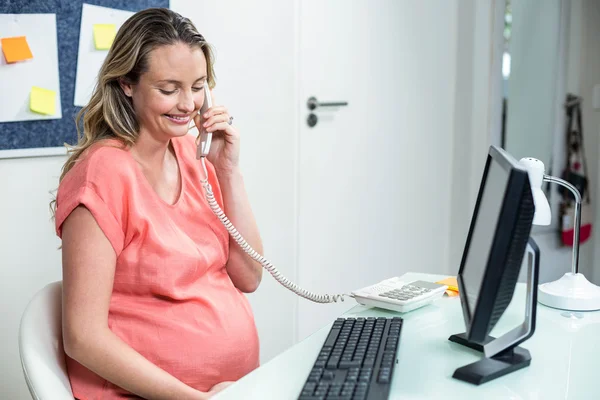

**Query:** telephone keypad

left=379, top=284, right=433, bottom=302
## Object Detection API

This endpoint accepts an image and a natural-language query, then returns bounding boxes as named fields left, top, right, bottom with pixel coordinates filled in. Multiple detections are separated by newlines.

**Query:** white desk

left=215, top=272, right=600, bottom=399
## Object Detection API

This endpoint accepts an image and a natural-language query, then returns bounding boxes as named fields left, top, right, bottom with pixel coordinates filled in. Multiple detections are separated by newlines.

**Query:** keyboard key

left=329, top=384, right=342, bottom=396
left=322, top=371, right=335, bottom=381
left=326, top=356, right=340, bottom=369
left=302, top=382, right=317, bottom=394
left=324, top=328, right=341, bottom=347
left=338, top=360, right=361, bottom=369
left=308, top=368, right=323, bottom=382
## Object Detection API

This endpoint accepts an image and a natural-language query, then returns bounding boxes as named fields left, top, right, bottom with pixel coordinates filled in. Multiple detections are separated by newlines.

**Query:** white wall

left=0, top=155, right=65, bottom=399
left=449, top=0, right=501, bottom=272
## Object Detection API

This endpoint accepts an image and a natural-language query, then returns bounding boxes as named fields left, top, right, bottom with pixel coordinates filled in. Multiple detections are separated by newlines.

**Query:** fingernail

left=203, top=122, right=208, bottom=127
left=203, top=113, right=209, bottom=118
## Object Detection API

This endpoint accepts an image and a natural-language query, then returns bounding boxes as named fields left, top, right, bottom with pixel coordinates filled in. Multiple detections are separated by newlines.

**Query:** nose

left=177, top=89, right=195, bottom=113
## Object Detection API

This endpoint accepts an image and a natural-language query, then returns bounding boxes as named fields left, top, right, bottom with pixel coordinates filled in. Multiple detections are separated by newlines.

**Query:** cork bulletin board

left=0, top=0, right=169, bottom=159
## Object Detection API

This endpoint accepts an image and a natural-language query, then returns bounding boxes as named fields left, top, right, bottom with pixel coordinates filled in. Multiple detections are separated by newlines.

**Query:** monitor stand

left=448, top=332, right=493, bottom=352
left=448, top=333, right=531, bottom=385
left=449, top=238, right=539, bottom=385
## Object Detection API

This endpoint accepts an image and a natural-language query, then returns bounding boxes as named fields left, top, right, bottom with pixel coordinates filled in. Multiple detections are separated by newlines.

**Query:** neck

left=131, top=131, right=173, bottom=169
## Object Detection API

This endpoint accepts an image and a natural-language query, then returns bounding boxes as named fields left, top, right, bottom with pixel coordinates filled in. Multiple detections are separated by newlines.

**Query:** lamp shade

left=520, top=157, right=551, bottom=226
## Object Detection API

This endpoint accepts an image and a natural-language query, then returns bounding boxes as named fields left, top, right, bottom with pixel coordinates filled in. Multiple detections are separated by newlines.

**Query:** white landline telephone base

left=352, top=277, right=447, bottom=313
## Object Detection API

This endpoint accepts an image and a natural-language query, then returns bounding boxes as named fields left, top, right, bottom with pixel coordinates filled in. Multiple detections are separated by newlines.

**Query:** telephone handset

left=196, top=81, right=213, bottom=159
left=195, top=82, right=347, bottom=303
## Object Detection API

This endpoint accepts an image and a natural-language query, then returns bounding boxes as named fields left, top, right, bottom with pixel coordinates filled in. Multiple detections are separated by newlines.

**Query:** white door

left=297, top=0, right=458, bottom=340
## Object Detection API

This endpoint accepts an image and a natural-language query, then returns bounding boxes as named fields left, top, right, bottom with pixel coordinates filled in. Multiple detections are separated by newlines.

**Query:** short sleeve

left=55, top=144, right=132, bottom=257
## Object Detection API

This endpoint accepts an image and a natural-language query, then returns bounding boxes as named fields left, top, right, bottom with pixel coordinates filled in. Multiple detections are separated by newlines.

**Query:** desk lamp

left=520, top=157, right=600, bottom=311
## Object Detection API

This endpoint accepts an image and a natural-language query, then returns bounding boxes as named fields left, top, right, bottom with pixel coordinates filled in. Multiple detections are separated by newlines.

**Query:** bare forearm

left=65, top=329, right=205, bottom=400
left=217, top=167, right=263, bottom=292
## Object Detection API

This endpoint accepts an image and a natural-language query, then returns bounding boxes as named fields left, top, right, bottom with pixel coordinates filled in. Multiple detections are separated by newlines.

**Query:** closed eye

left=159, top=89, right=177, bottom=95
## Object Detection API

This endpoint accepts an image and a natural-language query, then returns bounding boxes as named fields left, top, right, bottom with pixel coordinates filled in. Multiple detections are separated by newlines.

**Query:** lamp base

left=538, top=272, right=600, bottom=311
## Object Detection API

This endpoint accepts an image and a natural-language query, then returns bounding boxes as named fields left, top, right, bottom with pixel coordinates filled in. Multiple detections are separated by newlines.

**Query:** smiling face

left=120, top=42, right=208, bottom=141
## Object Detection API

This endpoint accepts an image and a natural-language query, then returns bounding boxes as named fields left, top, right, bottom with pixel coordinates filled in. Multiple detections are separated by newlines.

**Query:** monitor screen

left=462, top=160, right=509, bottom=318
left=456, top=145, right=534, bottom=343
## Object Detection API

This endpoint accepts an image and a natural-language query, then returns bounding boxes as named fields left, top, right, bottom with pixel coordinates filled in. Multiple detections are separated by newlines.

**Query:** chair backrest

left=19, top=281, right=74, bottom=400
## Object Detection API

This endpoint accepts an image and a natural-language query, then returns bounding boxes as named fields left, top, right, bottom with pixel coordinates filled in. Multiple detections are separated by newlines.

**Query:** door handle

left=307, top=96, right=348, bottom=111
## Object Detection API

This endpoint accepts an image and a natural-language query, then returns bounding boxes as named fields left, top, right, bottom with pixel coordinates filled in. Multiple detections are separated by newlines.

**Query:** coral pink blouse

left=55, top=134, right=259, bottom=399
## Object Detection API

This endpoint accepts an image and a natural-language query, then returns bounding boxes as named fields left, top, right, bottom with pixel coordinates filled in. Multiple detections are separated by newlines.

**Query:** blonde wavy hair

left=50, top=8, right=215, bottom=215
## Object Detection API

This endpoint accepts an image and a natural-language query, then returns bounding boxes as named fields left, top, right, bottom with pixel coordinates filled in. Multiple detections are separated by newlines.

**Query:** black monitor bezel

left=456, top=145, right=531, bottom=343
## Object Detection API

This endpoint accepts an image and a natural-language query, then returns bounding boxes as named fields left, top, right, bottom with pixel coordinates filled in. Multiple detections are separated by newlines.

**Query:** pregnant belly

left=109, top=292, right=260, bottom=392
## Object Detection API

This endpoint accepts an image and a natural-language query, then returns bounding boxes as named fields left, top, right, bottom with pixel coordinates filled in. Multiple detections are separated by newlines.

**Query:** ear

left=118, top=78, right=133, bottom=97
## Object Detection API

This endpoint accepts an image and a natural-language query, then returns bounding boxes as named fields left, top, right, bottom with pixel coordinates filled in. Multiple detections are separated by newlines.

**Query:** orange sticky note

left=30, top=86, right=56, bottom=116
left=436, top=276, right=459, bottom=292
left=1, top=36, right=33, bottom=63
left=93, top=24, right=116, bottom=50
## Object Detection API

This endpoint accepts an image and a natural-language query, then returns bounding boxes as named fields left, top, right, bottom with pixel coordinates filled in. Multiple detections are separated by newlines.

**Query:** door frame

left=447, top=0, right=506, bottom=273
left=490, top=0, right=571, bottom=234
left=457, top=0, right=571, bottom=240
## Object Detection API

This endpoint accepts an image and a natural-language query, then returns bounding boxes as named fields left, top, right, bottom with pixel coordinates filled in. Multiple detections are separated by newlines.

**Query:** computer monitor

left=449, top=145, right=540, bottom=385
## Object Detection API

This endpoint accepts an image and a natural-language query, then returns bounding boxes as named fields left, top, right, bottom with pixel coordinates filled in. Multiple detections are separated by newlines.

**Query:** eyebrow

left=156, top=76, right=207, bottom=85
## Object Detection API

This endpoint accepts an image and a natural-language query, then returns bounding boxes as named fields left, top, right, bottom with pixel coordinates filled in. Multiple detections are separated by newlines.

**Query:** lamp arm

left=542, top=175, right=581, bottom=274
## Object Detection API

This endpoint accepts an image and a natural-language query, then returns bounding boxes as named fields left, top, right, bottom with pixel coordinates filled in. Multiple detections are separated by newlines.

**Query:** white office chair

left=19, top=281, right=74, bottom=399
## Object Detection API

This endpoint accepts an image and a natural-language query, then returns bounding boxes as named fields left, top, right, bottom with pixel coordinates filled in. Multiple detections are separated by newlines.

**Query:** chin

left=161, top=120, right=192, bottom=138
left=166, top=129, right=190, bottom=139
left=168, top=124, right=189, bottom=134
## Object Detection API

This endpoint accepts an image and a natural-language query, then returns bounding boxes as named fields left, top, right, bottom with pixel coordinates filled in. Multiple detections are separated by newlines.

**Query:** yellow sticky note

left=1, top=36, right=33, bottom=63
left=30, top=87, right=56, bottom=115
left=93, top=24, right=116, bottom=50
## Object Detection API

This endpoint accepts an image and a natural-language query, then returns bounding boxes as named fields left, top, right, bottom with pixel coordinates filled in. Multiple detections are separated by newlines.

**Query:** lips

left=164, top=114, right=191, bottom=124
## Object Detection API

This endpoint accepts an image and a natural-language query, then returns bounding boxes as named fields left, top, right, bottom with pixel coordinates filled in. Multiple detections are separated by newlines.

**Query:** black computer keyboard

left=298, top=316, right=403, bottom=400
